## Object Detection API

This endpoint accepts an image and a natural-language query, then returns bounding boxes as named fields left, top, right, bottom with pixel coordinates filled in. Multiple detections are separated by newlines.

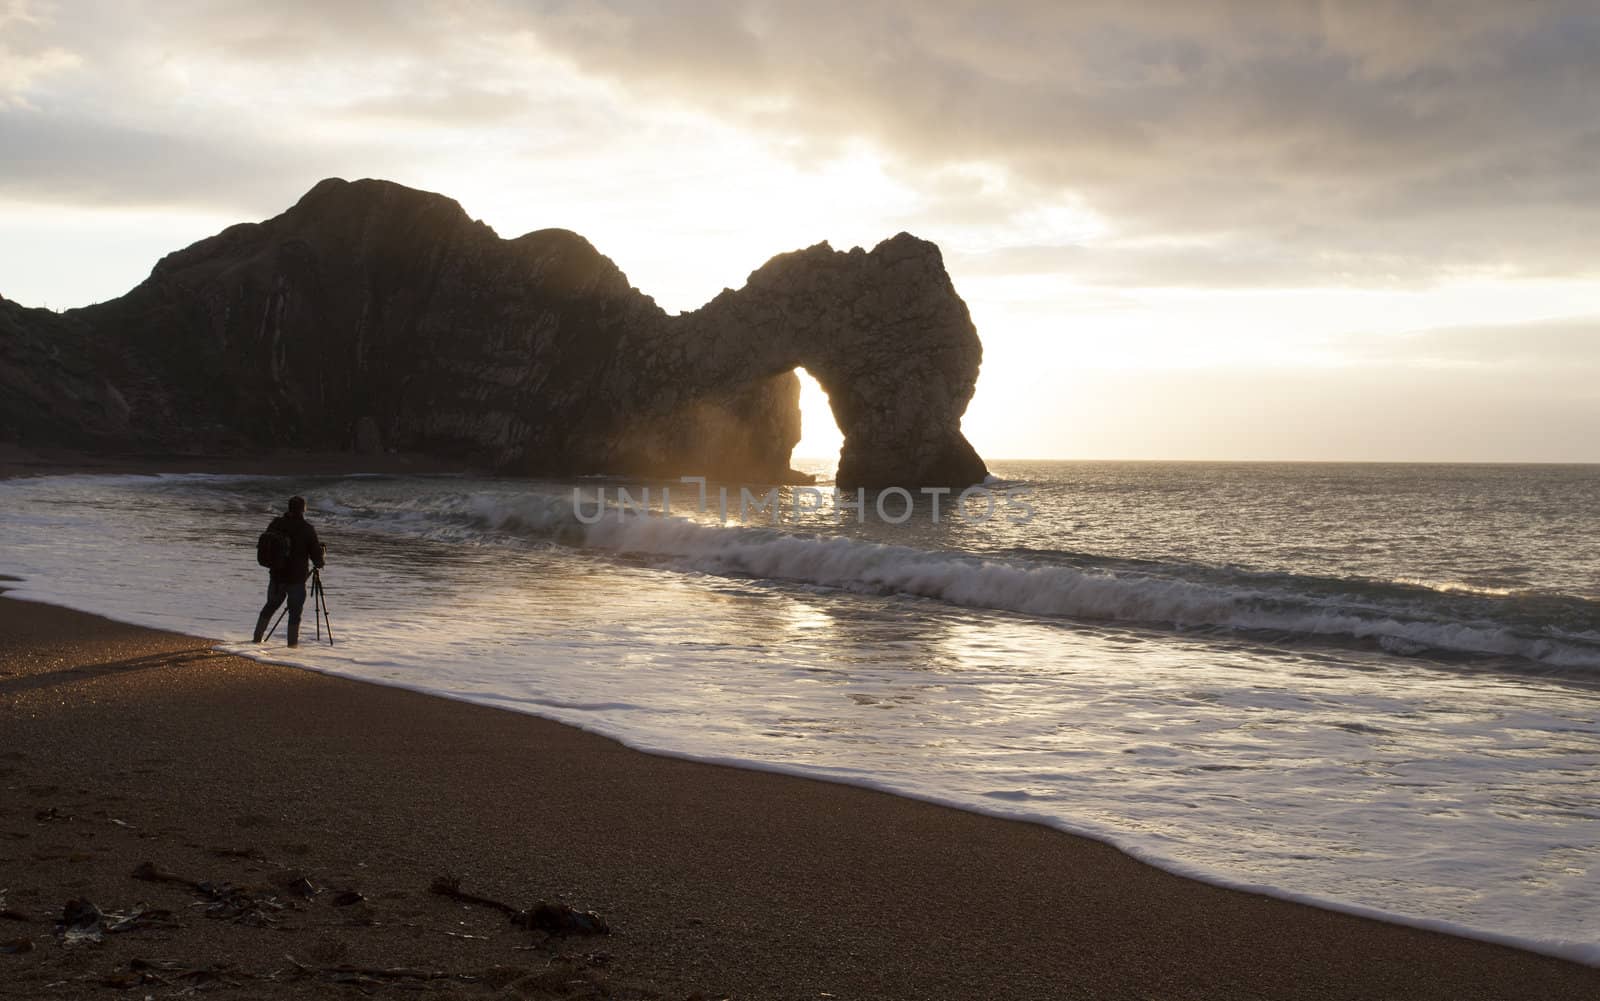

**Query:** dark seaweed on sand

left=131, top=859, right=285, bottom=925
left=430, top=874, right=610, bottom=936
left=54, top=897, right=179, bottom=944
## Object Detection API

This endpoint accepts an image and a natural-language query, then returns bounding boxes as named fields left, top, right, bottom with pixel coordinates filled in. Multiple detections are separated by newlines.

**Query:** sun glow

left=793, top=367, right=843, bottom=465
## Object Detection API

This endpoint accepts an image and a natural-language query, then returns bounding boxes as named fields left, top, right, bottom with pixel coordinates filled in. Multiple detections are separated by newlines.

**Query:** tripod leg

left=312, top=573, right=334, bottom=646
left=320, top=583, right=334, bottom=646
left=265, top=605, right=288, bottom=642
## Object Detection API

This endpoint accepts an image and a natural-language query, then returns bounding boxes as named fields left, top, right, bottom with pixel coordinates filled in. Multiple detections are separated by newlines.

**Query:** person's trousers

left=253, top=575, right=307, bottom=646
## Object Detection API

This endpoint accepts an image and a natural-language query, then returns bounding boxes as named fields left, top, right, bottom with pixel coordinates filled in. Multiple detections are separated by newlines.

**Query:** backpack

left=256, top=528, right=292, bottom=571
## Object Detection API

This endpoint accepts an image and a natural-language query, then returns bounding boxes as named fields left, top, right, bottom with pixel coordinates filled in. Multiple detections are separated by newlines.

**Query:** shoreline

left=2, top=594, right=1597, bottom=999
left=15, top=580, right=1599, bottom=973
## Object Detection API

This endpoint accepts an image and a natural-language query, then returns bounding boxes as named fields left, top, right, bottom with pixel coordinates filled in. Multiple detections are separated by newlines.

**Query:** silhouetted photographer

left=253, top=495, right=327, bottom=647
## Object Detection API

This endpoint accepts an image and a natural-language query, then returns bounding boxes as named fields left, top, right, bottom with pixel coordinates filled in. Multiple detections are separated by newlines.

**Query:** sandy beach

left=0, top=594, right=1594, bottom=999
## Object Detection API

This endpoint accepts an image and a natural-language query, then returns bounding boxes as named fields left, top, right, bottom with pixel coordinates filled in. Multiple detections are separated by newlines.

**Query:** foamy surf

left=406, top=487, right=1600, bottom=671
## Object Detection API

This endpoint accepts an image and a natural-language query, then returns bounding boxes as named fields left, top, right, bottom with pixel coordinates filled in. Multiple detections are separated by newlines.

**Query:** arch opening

left=791, top=366, right=843, bottom=481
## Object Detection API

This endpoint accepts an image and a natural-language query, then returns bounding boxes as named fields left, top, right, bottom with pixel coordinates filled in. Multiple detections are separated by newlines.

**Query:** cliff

left=0, top=178, right=987, bottom=488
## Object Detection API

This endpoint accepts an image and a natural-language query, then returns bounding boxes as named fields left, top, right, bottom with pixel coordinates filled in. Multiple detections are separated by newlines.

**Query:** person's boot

left=287, top=622, right=300, bottom=648
left=252, top=613, right=270, bottom=644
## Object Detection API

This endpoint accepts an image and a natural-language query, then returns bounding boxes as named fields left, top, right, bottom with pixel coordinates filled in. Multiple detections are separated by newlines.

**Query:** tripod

left=264, top=568, right=336, bottom=646
left=309, top=568, right=335, bottom=645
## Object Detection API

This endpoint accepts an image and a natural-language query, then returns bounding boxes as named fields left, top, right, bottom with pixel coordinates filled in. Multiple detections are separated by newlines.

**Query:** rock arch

left=2, top=178, right=989, bottom=489
left=657, top=234, right=988, bottom=488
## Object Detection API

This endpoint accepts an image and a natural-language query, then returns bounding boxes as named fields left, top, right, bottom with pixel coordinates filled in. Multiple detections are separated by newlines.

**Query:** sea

left=1, top=461, right=1596, bottom=964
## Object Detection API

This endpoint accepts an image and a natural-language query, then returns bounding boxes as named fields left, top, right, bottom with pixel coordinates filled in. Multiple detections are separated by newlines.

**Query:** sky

left=2, top=0, right=1598, bottom=462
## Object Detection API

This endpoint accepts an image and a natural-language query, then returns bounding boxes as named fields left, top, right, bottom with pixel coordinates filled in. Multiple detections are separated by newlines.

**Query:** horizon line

left=792, top=455, right=1600, bottom=467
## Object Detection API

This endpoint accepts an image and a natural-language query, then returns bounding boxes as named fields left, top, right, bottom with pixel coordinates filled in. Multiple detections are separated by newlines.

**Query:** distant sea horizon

left=791, top=455, right=1600, bottom=467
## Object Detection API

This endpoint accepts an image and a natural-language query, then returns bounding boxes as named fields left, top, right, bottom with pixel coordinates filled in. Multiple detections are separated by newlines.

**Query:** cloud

left=504, top=1, right=1600, bottom=285
left=1328, top=316, right=1600, bottom=371
left=2, top=1, right=1598, bottom=289
left=0, top=0, right=81, bottom=107
left=0, top=108, right=422, bottom=213
left=949, top=242, right=1442, bottom=289
left=338, top=86, right=532, bottom=126
left=125, top=0, right=458, bottom=64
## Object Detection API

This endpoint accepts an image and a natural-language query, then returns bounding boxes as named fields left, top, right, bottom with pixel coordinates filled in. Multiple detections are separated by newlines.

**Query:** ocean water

left=1, top=462, right=1597, bottom=964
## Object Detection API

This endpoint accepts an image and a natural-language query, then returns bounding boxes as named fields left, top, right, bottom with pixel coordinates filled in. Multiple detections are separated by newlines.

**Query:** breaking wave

left=341, top=490, right=1600, bottom=672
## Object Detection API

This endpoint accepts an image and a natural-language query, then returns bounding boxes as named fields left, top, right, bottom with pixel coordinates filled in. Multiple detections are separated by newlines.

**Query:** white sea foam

left=363, top=484, right=1600, bottom=672
left=558, top=507, right=1600, bottom=671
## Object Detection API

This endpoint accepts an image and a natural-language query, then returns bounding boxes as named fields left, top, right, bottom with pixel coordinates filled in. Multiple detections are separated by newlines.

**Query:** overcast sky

left=3, top=0, right=1597, bottom=461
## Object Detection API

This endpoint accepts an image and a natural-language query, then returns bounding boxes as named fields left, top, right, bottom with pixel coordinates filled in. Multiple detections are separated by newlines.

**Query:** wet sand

left=2, top=594, right=1596, bottom=999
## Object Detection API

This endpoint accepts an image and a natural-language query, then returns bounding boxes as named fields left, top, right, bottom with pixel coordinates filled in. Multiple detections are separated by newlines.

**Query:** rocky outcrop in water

left=0, top=178, right=987, bottom=487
